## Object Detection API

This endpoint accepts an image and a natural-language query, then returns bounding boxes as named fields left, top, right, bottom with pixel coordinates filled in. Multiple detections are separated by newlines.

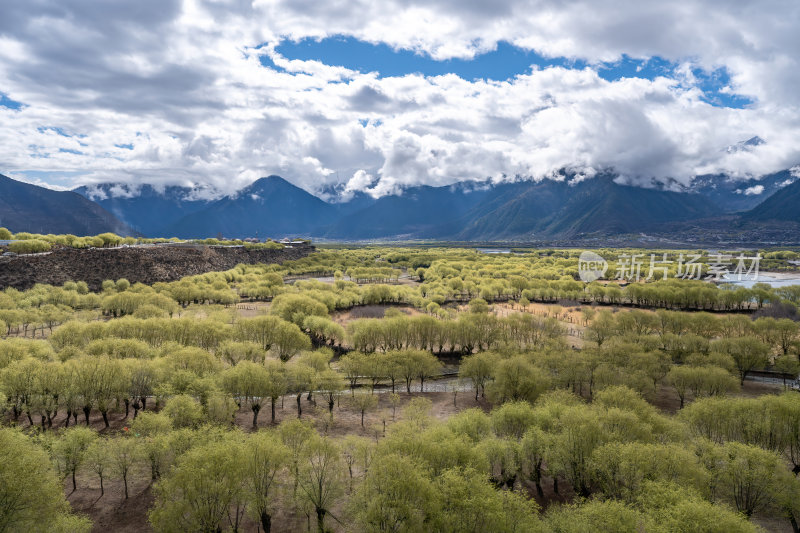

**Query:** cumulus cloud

left=739, top=185, right=765, bottom=196
left=0, top=0, right=798, bottom=198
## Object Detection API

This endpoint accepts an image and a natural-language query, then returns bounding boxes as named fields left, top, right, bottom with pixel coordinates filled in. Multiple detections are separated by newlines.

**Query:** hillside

left=74, top=183, right=213, bottom=236
left=743, top=178, right=800, bottom=223
left=326, top=176, right=719, bottom=240
left=163, top=176, right=336, bottom=238
left=324, top=182, right=496, bottom=239
left=0, top=174, right=134, bottom=236
left=0, top=242, right=314, bottom=291
left=691, top=169, right=797, bottom=213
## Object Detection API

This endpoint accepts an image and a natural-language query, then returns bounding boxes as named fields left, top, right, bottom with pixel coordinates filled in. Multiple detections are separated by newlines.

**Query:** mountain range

left=0, top=174, right=134, bottom=236
left=1, top=170, right=799, bottom=242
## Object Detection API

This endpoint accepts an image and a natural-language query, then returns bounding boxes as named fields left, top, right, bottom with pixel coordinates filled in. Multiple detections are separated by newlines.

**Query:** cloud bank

left=0, top=0, right=798, bottom=197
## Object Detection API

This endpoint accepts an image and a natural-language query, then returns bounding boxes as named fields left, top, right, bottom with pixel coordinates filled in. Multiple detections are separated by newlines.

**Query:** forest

left=1, top=244, right=800, bottom=532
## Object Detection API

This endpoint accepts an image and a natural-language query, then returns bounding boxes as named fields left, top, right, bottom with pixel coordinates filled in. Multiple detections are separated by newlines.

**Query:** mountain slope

left=450, top=180, right=569, bottom=240
left=742, top=178, right=800, bottom=223
left=163, top=176, right=336, bottom=238
left=323, top=182, right=495, bottom=239
left=0, top=174, right=135, bottom=236
left=537, top=177, right=719, bottom=238
left=322, top=176, right=720, bottom=240
left=691, top=170, right=796, bottom=213
left=75, top=183, right=213, bottom=236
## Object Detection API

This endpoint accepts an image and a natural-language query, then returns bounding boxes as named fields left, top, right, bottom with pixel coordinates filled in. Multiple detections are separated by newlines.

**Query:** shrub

left=8, top=239, right=52, bottom=254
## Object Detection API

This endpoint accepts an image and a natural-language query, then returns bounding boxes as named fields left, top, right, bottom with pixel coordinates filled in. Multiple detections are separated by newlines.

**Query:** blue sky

left=0, top=92, right=24, bottom=110
left=273, top=37, right=752, bottom=109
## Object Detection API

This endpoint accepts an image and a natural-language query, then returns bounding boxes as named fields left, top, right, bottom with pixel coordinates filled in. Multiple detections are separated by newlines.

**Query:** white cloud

left=743, top=185, right=765, bottom=196
left=0, top=0, right=798, bottom=197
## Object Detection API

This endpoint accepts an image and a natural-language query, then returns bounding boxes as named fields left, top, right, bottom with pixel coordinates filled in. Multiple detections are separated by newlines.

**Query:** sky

left=0, top=0, right=799, bottom=199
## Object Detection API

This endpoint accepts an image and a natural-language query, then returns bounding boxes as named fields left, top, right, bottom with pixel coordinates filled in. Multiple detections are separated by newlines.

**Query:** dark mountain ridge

left=74, top=183, right=213, bottom=236
left=0, top=174, right=135, bottom=236
left=3, top=167, right=792, bottom=242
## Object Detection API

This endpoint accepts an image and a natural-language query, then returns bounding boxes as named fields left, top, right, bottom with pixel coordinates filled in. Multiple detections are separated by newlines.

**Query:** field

left=2, top=245, right=800, bottom=533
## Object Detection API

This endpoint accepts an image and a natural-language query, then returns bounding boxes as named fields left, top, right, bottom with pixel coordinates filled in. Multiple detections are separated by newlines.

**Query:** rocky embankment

left=0, top=243, right=314, bottom=291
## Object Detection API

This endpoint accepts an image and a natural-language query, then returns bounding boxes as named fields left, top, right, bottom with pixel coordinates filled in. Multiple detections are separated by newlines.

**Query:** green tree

left=52, top=426, right=97, bottom=492
left=296, top=436, right=344, bottom=533
left=85, top=439, right=111, bottom=496
left=223, top=361, right=272, bottom=427
left=243, top=432, right=290, bottom=533
left=279, top=419, right=315, bottom=496
left=775, top=354, right=800, bottom=389
left=162, top=394, right=204, bottom=429
left=488, top=356, right=551, bottom=404
left=712, top=337, right=770, bottom=384
left=437, top=467, right=543, bottom=533
left=460, top=351, right=499, bottom=400
left=349, top=453, right=437, bottom=532
left=720, top=442, right=784, bottom=517
left=149, top=439, right=246, bottom=532
left=316, top=369, right=346, bottom=418
left=350, top=391, right=379, bottom=427
left=270, top=293, right=329, bottom=326
left=109, top=436, right=140, bottom=500
left=491, top=401, right=537, bottom=440
left=521, top=426, right=549, bottom=497
left=0, top=428, right=90, bottom=532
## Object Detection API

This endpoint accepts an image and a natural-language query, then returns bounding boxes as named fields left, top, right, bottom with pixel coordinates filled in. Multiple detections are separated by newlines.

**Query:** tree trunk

left=297, top=394, right=302, bottom=418
left=553, top=478, right=559, bottom=494
left=99, top=474, right=104, bottom=496
left=123, top=474, right=129, bottom=499
left=73, top=412, right=78, bottom=425
left=101, top=410, right=110, bottom=428
left=316, top=508, right=326, bottom=533
left=260, top=511, right=272, bottom=533
left=252, top=405, right=260, bottom=428
left=72, top=470, right=77, bottom=492
left=361, top=410, right=365, bottom=427
left=124, top=398, right=129, bottom=418
left=785, top=508, right=800, bottom=533
left=83, top=406, right=91, bottom=426
left=271, top=398, right=276, bottom=423
left=65, top=409, right=71, bottom=428
left=141, top=397, right=147, bottom=410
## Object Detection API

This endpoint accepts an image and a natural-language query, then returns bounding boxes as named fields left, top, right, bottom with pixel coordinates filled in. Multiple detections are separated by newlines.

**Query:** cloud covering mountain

left=1, top=0, right=799, bottom=196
